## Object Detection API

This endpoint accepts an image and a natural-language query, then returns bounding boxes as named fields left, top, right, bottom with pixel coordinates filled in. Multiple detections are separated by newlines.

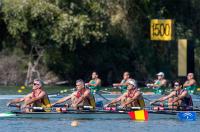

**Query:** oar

left=8, top=104, right=95, bottom=111
left=143, top=97, right=151, bottom=102
left=94, top=92, right=110, bottom=102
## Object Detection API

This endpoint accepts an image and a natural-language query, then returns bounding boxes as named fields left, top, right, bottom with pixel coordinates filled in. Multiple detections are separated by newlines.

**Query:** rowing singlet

left=125, top=89, right=145, bottom=107
left=154, top=80, right=166, bottom=95
left=32, top=90, right=51, bottom=111
left=175, top=89, right=193, bottom=107
left=184, top=80, right=197, bottom=94
left=89, top=80, right=100, bottom=93
left=120, top=79, right=128, bottom=93
left=75, top=88, right=96, bottom=109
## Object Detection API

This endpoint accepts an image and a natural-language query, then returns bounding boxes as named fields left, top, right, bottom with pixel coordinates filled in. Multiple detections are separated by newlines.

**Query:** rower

left=183, top=73, right=197, bottom=94
left=52, top=79, right=96, bottom=110
left=85, top=71, right=101, bottom=93
left=7, top=79, right=50, bottom=112
left=150, top=81, right=193, bottom=110
left=113, top=72, right=134, bottom=93
left=105, top=80, right=145, bottom=109
left=146, top=72, right=167, bottom=94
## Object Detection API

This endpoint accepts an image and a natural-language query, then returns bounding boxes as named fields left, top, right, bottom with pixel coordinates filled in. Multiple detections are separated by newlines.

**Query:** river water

left=0, top=93, right=200, bottom=132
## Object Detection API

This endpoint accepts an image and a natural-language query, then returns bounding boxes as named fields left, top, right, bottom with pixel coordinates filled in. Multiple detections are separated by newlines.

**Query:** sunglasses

left=174, top=84, right=179, bottom=87
left=33, top=83, right=40, bottom=86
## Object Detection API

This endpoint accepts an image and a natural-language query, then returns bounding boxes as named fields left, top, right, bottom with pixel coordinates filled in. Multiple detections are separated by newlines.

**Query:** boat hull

left=0, top=111, right=178, bottom=120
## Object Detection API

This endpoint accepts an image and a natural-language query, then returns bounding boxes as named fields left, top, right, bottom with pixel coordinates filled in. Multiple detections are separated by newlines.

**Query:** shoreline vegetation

left=0, top=1, right=200, bottom=87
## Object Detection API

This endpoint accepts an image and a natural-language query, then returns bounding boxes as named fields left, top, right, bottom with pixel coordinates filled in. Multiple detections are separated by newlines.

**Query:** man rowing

left=183, top=73, right=197, bottom=94
left=7, top=79, right=50, bottom=112
left=52, top=79, right=96, bottom=110
left=105, top=80, right=145, bottom=109
left=85, top=71, right=101, bottom=93
left=113, top=72, right=133, bottom=93
left=146, top=72, right=167, bottom=94
left=150, top=81, right=193, bottom=110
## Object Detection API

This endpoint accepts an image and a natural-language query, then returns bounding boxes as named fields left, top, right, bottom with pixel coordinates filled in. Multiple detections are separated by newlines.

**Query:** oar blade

left=128, top=110, right=148, bottom=121
left=177, top=112, right=196, bottom=121
left=0, top=112, right=16, bottom=117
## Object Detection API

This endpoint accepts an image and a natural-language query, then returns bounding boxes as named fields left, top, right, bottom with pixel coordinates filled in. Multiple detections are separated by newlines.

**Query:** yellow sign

left=151, top=19, right=173, bottom=41
left=178, top=39, right=187, bottom=76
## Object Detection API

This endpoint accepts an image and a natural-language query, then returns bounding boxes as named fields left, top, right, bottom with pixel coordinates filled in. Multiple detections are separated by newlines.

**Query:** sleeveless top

left=174, top=89, right=193, bottom=107
left=89, top=79, right=100, bottom=93
left=125, top=89, right=145, bottom=107
left=32, top=90, right=50, bottom=108
left=75, top=88, right=96, bottom=108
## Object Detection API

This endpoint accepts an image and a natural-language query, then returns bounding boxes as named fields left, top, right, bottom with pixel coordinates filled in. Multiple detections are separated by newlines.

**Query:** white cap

left=157, top=72, right=164, bottom=76
left=127, top=79, right=136, bottom=86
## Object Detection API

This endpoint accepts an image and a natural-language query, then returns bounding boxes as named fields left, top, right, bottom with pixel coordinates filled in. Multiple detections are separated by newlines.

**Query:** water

left=0, top=93, right=200, bottom=131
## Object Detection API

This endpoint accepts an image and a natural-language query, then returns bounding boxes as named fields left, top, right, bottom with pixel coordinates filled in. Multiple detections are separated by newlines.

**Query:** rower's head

left=123, top=72, right=130, bottom=80
left=92, top=71, right=98, bottom=79
left=33, top=79, right=43, bottom=90
left=157, top=72, right=165, bottom=80
left=187, top=73, right=194, bottom=80
left=127, top=80, right=137, bottom=90
left=76, top=79, right=85, bottom=91
left=174, top=81, right=182, bottom=91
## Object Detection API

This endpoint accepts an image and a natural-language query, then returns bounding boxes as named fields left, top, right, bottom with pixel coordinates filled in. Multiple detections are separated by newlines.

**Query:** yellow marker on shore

left=21, top=86, right=26, bottom=89
left=18, top=89, right=22, bottom=93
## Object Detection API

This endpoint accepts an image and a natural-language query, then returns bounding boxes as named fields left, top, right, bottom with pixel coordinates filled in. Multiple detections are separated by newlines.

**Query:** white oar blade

left=0, top=112, right=16, bottom=117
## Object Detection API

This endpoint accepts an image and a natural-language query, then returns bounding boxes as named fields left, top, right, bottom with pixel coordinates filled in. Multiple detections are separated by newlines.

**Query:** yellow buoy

left=18, top=89, right=22, bottom=93
left=21, top=86, right=26, bottom=89
left=71, top=121, right=79, bottom=127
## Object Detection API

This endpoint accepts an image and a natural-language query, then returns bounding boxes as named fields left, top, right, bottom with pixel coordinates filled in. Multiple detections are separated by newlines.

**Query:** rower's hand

left=51, top=103, right=56, bottom=107
left=6, top=102, right=11, bottom=107
left=150, top=101, right=156, bottom=105
left=85, top=83, right=90, bottom=86
left=113, top=84, right=118, bottom=87
left=71, top=104, right=78, bottom=109
left=104, top=104, right=109, bottom=108
left=20, top=104, right=26, bottom=110
left=119, top=104, right=126, bottom=109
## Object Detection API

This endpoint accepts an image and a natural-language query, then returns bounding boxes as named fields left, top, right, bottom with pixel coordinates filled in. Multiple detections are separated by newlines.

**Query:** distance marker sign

left=151, top=19, right=173, bottom=41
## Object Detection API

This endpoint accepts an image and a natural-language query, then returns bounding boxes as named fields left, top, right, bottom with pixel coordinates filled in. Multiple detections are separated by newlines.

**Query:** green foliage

left=2, top=0, right=107, bottom=50
left=0, top=0, right=200, bottom=85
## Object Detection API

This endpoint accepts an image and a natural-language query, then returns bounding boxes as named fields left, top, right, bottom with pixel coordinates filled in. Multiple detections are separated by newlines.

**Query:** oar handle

left=8, top=104, right=21, bottom=108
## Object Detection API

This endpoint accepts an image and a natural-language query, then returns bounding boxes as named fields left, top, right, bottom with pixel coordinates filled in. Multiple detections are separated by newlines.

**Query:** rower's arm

left=106, top=94, right=125, bottom=106
left=183, top=80, right=196, bottom=87
left=152, top=92, right=175, bottom=103
left=53, top=94, right=72, bottom=105
left=24, top=91, right=46, bottom=106
left=8, top=98, right=25, bottom=105
left=159, top=92, right=175, bottom=101
left=154, top=79, right=167, bottom=87
left=8, top=93, right=32, bottom=105
left=89, top=79, right=101, bottom=87
left=172, top=91, right=188, bottom=103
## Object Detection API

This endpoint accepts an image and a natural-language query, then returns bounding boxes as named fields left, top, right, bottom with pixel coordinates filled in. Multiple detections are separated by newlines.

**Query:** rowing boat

left=0, top=108, right=198, bottom=121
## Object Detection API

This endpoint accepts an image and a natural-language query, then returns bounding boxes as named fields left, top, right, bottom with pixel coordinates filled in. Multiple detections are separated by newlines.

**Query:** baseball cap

left=157, top=72, right=164, bottom=76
